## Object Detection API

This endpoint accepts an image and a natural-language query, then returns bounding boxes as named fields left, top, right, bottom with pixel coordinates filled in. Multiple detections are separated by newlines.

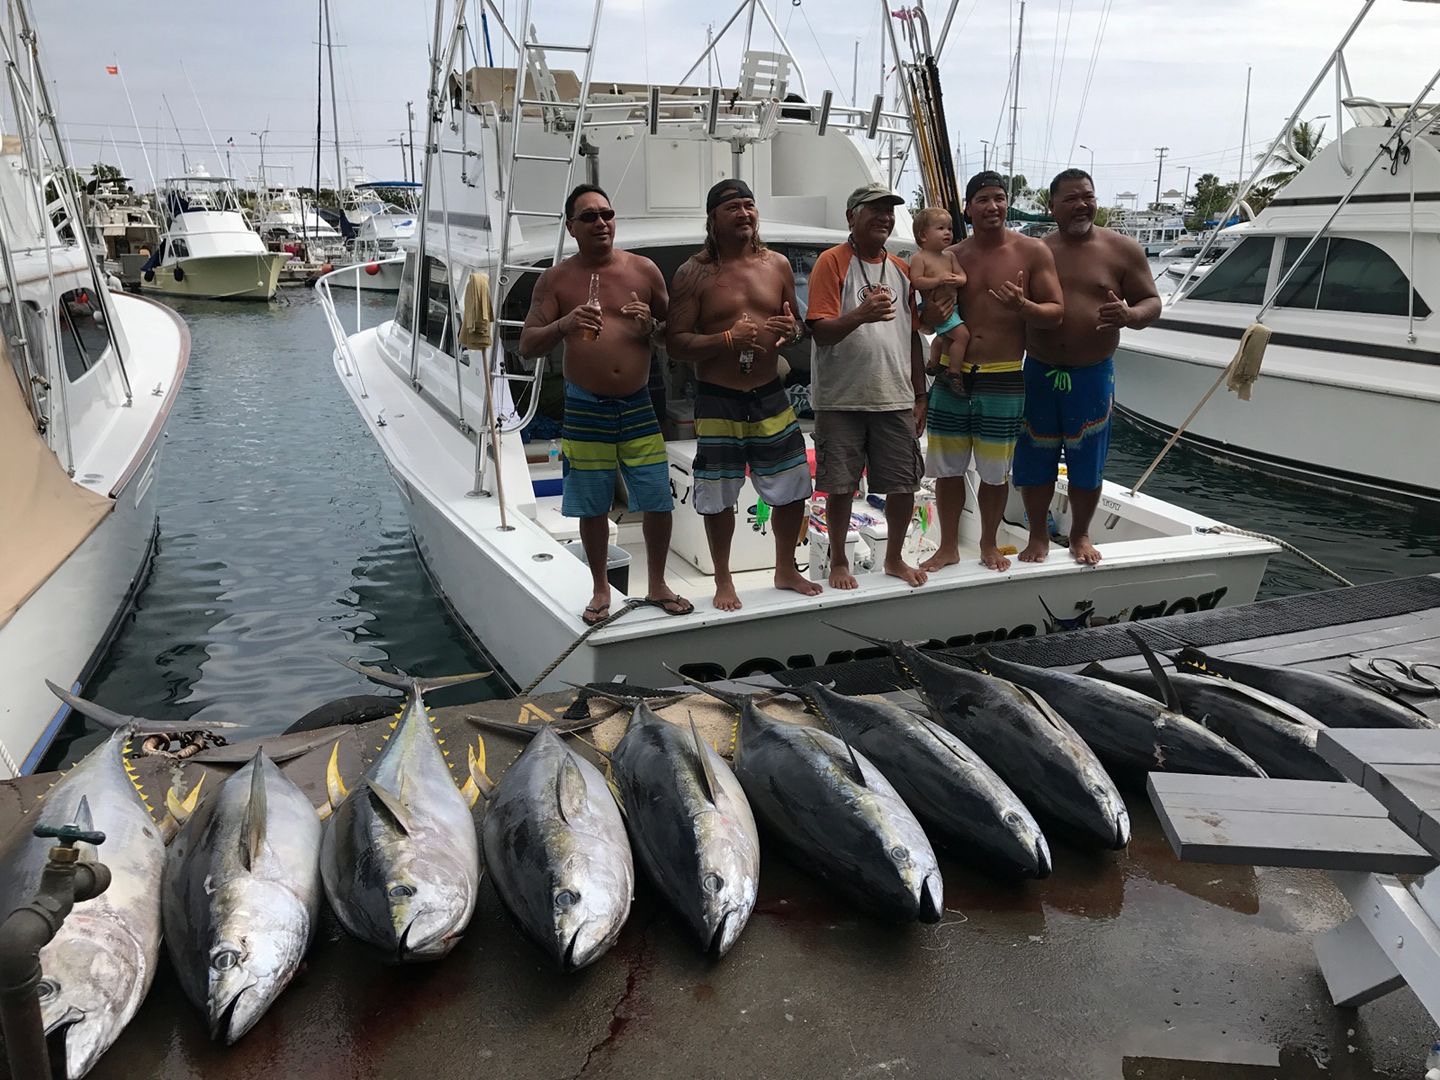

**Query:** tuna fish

left=834, top=629, right=1129, bottom=850
left=320, top=662, right=485, bottom=962
left=768, top=681, right=1052, bottom=877
left=0, top=685, right=200, bottom=1078
left=1171, top=646, right=1437, bottom=730
left=975, top=650, right=1268, bottom=779
left=163, top=750, right=323, bottom=1043
left=1082, top=664, right=1343, bottom=782
left=578, top=689, right=760, bottom=956
left=477, top=723, right=635, bottom=970
left=672, top=670, right=943, bottom=923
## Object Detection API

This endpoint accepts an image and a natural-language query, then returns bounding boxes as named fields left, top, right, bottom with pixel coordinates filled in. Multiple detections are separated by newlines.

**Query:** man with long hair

left=667, top=179, right=815, bottom=610
left=519, top=183, right=691, bottom=625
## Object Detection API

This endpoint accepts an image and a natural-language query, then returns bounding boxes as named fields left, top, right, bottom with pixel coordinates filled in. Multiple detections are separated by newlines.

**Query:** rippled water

left=50, top=286, right=1440, bottom=761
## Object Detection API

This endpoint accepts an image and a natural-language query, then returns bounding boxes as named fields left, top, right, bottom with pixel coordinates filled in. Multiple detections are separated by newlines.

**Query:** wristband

left=724, top=329, right=733, bottom=351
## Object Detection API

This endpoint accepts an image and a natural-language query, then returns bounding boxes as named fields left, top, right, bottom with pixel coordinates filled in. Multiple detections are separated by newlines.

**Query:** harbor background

left=52, top=284, right=1440, bottom=762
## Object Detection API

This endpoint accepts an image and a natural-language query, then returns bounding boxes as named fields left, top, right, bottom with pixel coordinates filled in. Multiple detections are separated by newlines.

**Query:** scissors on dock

left=1347, top=656, right=1440, bottom=696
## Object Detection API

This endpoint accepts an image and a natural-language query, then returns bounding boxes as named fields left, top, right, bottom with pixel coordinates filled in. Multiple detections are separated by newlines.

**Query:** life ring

left=173, top=265, right=185, bottom=282
left=365, top=262, right=381, bottom=276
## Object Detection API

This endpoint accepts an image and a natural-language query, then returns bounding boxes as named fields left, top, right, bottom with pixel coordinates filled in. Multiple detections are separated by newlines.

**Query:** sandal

left=644, top=595, right=694, bottom=617
left=581, top=602, right=610, bottom=626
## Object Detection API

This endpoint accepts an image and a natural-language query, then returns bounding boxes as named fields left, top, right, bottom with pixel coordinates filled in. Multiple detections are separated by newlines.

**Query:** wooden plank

left=1318, top=729, right=1440, bottom=782
left=1147, top=774, right=1388, bottom=817
left=1367, top=764, right=1440, bottom=836
left=1230, top=617, right=1440, bottom=668
left=1314, top=914, right=1406, bottom=1008
left=1148, top=802, right=1437, bottom=873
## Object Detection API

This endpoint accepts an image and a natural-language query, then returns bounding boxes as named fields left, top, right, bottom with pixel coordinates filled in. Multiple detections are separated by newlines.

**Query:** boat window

left=1186, top=237, right=1274, bottom=305
left=1319, top=237, right=1430, bottom=317
left=57, top=289, right=108, bottom=380
left=1275, top=236, right=1429, bottom=317
left=171, top=239, right=189, bottom=259
left=420, top=256, right=453, bottom=353
left=395, top=252, right=418, bottom=329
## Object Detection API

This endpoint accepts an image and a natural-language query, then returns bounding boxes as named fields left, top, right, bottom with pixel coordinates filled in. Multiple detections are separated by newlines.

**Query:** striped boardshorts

left=925, top=360, right=1026, bottom=486
left=692, top=379, right=812, bottom=516
left=561, top=382, right=673, bottom=518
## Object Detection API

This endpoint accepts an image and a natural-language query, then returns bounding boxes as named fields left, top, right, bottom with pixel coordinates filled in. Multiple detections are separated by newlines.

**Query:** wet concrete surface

left=1, top=692, right=1434, bottom=1079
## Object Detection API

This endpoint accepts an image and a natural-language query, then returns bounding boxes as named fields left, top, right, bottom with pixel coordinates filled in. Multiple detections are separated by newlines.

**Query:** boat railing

left=315, top=257, right=406, bottom=399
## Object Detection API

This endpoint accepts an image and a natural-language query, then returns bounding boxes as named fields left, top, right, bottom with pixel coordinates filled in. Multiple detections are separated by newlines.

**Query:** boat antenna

left=160, top=94, right=189, bottom=175
left=180, top=61, right=227, bottom=183
left=113, top=61, right=157, bottom=194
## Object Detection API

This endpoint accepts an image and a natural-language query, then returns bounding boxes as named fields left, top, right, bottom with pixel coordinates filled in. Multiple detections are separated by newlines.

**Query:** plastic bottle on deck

left=1424, top=1039, right=1440, bottom=1080
left=548, top=440, right=561, bottom=467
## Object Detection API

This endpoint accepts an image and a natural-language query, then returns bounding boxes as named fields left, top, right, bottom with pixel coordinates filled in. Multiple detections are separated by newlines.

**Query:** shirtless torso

left=524, top=247, right=667, bottom=396
left=667, top=248, right=799, bottom=389
left=946, top=230, right=1062, bottom=365
left=1028, top=227, right=1159, bottom=367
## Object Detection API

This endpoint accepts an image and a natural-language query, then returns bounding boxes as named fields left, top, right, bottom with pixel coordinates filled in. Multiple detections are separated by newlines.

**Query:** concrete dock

left=4, top=577, right=1440, bottom=1078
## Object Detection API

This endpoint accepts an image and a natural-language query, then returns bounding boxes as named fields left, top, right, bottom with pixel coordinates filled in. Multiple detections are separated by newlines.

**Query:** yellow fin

left=164, top=771, right=206, bottom=823
left=459, top=736, right=494, bottom=808
left=325, top=740, right=349, bottom=809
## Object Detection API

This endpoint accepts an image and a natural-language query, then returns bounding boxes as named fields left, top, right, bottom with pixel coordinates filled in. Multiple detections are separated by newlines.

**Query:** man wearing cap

left=1015, top=168, right=1160, bottom=566
left=921, top=170, right=1064, bottom=573
left=667, top=179, right=817, bottom=611
left=805, top=183, right=928, bottom=591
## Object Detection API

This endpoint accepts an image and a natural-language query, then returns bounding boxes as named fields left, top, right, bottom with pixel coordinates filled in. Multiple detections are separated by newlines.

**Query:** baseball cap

left=846, top=183, right=904, bottom=213
left=706, top=178, right=755, bottom=213
left=965, top=170, right=1007, bottom=203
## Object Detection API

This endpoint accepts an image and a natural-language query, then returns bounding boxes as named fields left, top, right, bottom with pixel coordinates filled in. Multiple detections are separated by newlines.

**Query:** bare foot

left=979, top=545, right=1012, bottom=573
left=885, top=559, right=928, bottom=587
left=1071, top=534, right=1102, bottom=565
left=920, top=546, right=960, bottom=573
left=828, top=562, right=859, bottom=590
left=713, top=579, right=742, bottom=611
left=1018, top=535, right=1050, bottom=563
left=776, top=566, right=823, bottom=597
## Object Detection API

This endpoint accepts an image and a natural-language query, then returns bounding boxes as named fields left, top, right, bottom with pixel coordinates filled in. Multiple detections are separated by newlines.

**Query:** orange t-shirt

left=805, top=242, right=918, bottom=411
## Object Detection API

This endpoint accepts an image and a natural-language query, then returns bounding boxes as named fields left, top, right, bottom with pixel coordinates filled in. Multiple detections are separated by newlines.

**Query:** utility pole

left=851, top=39, right=859, bottom=106
left=1006, top=0, right=1025, bottom=201
left=980, top=139, right=990, bottom=171
left=406, top=100, right=417, bottom=185
left=1183, top=164, right=1193, bottom=208
left=1153, top=146, right=1169, bottom=209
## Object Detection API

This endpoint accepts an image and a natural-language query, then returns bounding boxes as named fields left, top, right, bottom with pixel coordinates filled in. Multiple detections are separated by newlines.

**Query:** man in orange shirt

left=805, top=184, right=928, bottom=590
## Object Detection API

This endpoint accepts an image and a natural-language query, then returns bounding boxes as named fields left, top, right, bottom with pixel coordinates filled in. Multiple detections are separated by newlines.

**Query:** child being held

left=908, top=207, right=970, bottom=391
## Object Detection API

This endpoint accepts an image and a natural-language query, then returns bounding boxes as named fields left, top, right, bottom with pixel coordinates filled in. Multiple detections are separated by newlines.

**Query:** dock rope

left=520, top=598, right=648, bottom=697
left=1196, top=524, right=1354, bottom=587
left=0, top=735, right=19, bottom=779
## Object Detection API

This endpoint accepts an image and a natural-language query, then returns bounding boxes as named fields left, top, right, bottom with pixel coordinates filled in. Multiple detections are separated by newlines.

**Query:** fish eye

left=36, top=978, right=59, bottom=1000
left=890, top=846, right=910, bottom=864
left=555, top=889, right=580, bottom=910
left=210, top=948, right=241, bottom=972
left=389, top=884, right=415, bottom=899
left=703, top=873, right=724, bottom=893
left=1002, top=812, right=1020, bottom=827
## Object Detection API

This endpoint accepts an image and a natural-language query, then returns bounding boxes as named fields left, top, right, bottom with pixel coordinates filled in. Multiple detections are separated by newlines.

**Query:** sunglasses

left=571, top=208, right=615, bottom=223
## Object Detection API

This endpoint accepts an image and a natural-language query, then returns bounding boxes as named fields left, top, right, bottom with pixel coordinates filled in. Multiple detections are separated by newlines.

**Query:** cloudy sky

left=29, top=0, right=1440, bottom=208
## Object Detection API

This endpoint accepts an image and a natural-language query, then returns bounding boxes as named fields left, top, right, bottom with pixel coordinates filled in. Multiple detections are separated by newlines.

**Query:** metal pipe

left=0, top=821, right=111, bottom=1080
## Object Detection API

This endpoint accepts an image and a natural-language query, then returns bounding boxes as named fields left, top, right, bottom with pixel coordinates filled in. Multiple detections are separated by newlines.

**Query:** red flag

left=105, top=65, right=118, bottom=75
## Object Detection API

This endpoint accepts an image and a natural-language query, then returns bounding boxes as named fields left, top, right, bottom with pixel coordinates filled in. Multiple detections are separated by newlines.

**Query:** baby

left=908, top=207, right=970, bottom=390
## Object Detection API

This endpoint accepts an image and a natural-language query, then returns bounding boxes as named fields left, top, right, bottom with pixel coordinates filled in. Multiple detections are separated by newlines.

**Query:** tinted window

left=395, top=252, right=417, bottom=330
left=58, top=289, right=108, bottom=380
left=1320, top=237, right=1430, bottom=317
left=1187, top=237, right=1274, bottom=304
left=1276, top=238, right=1326, bottom=309
left=421, top=256, right=453, bottom=353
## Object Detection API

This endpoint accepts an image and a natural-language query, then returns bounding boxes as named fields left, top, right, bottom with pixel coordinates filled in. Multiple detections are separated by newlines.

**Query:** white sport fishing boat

left=331, top=179, right=419, bottom=293
left=144, top=168, right=286, bottom=300
left=317, top=0, right=1275, bottom=693
left=0, top=3, right=189, bottom=777
left=1116, top=0, right=1440, bottom=508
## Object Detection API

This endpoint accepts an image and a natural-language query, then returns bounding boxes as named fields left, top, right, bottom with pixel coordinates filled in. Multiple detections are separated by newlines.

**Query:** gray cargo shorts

left=813, top=408, right=924, bottom=496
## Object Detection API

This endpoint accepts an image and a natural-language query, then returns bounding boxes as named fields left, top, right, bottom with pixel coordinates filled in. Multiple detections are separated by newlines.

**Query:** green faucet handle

left=32, top=823, right=106, bottom=847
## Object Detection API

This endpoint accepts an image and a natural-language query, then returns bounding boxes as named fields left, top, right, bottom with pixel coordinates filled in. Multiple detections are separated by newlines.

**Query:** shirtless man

left=1016, top=169, right=1161, bottom=565
left=667, top=179, right=817, bottom=611
left=921, top=170, right=1063, bottom=573
left=518, top=183, right=692, bottom=625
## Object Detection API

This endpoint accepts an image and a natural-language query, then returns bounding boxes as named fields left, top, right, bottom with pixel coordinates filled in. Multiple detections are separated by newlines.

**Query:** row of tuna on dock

left=1, top=631, right=1433, bottom=1077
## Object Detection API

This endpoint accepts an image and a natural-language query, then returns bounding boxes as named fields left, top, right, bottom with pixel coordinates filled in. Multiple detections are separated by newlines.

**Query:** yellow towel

left=459, top=271, right=493, bottom=350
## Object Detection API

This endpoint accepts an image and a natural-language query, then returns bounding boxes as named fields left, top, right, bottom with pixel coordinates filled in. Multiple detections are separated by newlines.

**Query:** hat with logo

left=846, top=183, right=905, bottom=213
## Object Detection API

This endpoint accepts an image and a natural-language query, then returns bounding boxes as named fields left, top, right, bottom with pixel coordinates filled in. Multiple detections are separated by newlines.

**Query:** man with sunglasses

left=666, top=179, right=816, bottom=611
left=520, top=184, right=692, bottom=626
left=805, top=183, right=929, bottom=591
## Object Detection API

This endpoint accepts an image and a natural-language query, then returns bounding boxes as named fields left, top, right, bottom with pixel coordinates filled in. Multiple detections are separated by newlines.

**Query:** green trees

left=1185, top=172, right=1238, bottom=231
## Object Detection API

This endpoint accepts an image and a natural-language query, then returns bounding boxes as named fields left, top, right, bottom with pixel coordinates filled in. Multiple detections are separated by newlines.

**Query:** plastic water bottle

left=1424, top=1039, right=1440, bottom=1080
left=548, top=440, right=560, bottom=467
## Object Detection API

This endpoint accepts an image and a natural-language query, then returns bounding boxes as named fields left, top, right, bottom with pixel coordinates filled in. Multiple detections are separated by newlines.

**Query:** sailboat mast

left=1006, top=0, right=1024, bottom=201
left=325, top=0, right=342, bottom=194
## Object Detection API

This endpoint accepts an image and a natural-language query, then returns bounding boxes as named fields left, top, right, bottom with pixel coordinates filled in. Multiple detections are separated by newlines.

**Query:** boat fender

left=172, top=265, right=185, bottom=282
left=321, top=263, right=334, bottom=273
left=143, top=269, right=154, bottom=283
left=365, top=262, right=380, bottom=275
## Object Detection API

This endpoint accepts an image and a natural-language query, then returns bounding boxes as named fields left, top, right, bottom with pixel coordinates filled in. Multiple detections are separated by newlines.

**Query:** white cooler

left=668, top=439, right=793, bottom=574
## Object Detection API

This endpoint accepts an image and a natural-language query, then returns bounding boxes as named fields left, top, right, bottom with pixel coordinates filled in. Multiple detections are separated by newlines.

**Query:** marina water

left=53, top=288, right=1440, bottom=761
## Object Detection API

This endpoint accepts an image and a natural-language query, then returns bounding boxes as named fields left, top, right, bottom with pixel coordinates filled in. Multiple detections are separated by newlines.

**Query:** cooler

left=667, top=440, right=788, bottom=575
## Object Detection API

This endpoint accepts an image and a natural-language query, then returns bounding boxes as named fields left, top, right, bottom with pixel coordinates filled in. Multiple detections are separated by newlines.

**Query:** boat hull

left=143, top=253, right=286, bottom=300
left=327, top=260, right=403, bottom=293
left=1113, top=334, right=1440, bottom=507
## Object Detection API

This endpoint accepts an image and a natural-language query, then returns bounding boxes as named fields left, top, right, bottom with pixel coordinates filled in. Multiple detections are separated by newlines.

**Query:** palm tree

left=1257, top=120, right=1326, bottom=189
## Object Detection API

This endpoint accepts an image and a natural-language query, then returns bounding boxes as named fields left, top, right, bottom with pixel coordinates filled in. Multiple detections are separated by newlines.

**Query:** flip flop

left=644, top=595, right=694, bottom=617
left=581, top=602, right=610, bottom=626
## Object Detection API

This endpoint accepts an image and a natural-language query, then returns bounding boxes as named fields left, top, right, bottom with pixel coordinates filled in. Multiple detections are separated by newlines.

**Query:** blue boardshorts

left=1011, top=356, right=1114, bottom=490
left=561, top=383, right=673, bottom=518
